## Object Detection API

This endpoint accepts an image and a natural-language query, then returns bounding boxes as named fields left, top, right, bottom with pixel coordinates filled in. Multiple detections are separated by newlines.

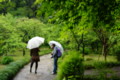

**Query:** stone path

left=13, top=54, right=56, bottom=80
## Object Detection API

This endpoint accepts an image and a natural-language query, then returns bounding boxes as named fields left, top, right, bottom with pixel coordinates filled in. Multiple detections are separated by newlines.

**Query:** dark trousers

left=53, top=57, right=58, bottom=73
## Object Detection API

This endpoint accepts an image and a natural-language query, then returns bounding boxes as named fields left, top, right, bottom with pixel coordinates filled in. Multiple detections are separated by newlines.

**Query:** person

left=51, top=44, right=59, bottom=75
left=30, top=47, right=40, bottom=74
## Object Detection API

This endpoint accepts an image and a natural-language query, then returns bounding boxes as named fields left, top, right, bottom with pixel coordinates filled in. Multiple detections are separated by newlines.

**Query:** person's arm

left=38, top=48, right=40, bottom=52
left=37, top=48, right=40, bottom=56
left=51, top=47, right=57, bottom=58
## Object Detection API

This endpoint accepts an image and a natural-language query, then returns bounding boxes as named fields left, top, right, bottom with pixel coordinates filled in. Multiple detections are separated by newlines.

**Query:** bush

left=57, top=51, right=84, bottom=80
left=1, top=56, right=14, bottom=65
left=0, top=57, right=30, bottom=80
left=86, top=58, right=93, bottom=61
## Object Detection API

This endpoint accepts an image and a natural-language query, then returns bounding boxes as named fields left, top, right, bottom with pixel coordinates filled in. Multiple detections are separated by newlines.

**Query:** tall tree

left=35, top=0, right=120, bottom=60
left=0, top=14, right=22, bottom=55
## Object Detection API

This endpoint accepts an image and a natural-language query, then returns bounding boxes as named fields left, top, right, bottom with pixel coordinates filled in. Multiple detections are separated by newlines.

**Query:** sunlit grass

left=40, top=47, right=51, bottom=55
left=0, top=65, right=6, bottom=70
left=84, top=54, right=118, bottom=69
left=84, top=54, right=117, bottom=62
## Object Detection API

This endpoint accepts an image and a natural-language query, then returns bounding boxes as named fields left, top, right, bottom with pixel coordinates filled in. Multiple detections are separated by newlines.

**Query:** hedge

left=1, top=56, right=14, bottom=65
left=0, top=57, right=30, bottom=80
left=56, top=51, right=84, bottom=80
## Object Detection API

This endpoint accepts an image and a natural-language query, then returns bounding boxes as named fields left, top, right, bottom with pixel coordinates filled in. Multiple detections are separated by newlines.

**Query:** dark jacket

left=30, top=48, right=40, bottom=62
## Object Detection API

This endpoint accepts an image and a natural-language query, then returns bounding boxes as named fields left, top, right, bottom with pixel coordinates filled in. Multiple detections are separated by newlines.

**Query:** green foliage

left=0, top=14, right=57, bottom=56
left=84, top=61, right=120, bottom=70
left=16, top=17, right=45, bottom=42
left=94, top=62, right=114, bottom=80
left=10, top=7, right=34, bottom=17
left=0, top=14, right=23, bottom=55
left=16, top=17, right=58, bottom=45
left=36, top=0, right=120, bottom=62
left=57, top=51, right=84, bottom=80
left=39, top=47, right=51, bottom=56
left=36, top=0, right=120, bottom=29
left=84, top=54, right=120, bottom=69
left=0, top=0, right=36, bottom=17
left=115, top=48, right=120, bottom=61
left=1, top=56, right=14, bottom=65
left=0, top=57, right=29, bottom=80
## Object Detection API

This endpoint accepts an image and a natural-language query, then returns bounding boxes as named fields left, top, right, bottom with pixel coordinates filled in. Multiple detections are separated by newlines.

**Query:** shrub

left=57, top=51, right=84, bottom=80
left=86, top=58, right=93, bottom=61
left=1, top=56, right=14, bottom=65
left=0, top=57, right=30, bottom=80
left=0, top=52, right=4, bottom=56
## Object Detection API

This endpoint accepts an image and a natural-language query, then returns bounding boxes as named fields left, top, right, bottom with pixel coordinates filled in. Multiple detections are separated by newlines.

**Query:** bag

left=57, top=48, right=62, bottom=58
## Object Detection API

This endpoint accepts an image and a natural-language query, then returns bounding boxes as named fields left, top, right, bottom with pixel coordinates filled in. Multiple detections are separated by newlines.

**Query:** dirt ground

left=13, top=54, right=56, bottom=80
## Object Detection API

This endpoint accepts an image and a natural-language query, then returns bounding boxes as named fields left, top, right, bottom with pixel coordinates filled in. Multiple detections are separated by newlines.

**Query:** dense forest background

left=0, top=0, right=120, bottom=60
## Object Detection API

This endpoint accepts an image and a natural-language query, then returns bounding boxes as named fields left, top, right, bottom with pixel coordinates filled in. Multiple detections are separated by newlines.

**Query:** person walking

left=30, top=47, right=40, bottom=74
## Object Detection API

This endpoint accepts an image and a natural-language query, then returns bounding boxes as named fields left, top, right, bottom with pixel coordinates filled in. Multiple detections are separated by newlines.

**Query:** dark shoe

left=51, top=72, right=56, bottom=75
left=35, top=71, right=37, bottom=74
left=30, top=69, right=32, bottom=73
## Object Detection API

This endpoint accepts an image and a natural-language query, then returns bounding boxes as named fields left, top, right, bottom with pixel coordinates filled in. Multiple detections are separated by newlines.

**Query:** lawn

left=83, top=54, right=120, bottom=70
left=85, top=54, right=117, bottom=62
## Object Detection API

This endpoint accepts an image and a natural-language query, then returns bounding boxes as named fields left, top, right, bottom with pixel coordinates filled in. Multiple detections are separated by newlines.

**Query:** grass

left=0, top=47, right=51, bottom=80
left=0, top=56, right=7, bottom=70
left=84, top=54, right=117, bottom=62
left=84, top=54, right=119, bottom=69
left=39, top=47, right=51, bottom=56
left=0, top=57, right=30, bottom=80
left=0, top=65, right=5, bottom=70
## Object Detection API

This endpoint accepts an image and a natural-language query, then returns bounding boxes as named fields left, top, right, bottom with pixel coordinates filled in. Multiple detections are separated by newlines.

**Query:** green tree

left=16, top=17, right=47, bottom=55
left=35, top=0, right=120, bottom=61
left=0, top=0, right=37, bottom=17
left=0, top=14, right=22, bottom=55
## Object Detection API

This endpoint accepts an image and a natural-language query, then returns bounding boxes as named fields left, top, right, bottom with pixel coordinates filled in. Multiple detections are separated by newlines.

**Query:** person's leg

left=30, top=61, right=34, bottom=73
left=53, top=57, right=58, bottom=74
left=35, top=61, right=38, bottom=74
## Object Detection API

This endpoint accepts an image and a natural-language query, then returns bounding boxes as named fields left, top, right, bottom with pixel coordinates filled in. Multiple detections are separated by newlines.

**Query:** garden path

left=13, top=54, right=56, bottom=80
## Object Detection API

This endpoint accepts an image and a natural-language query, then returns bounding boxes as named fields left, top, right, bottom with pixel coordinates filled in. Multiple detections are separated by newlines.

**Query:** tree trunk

left=104, top=44, right=108, bottom=62
left=102, top=43, right=108, bottom=62
left=70, top=29, right=79, bottom=51
left=82, top=34, right=85, bottom=58
left=102, top=45, right=104, bottom=56
left=23, top=49, right=26, bottom=56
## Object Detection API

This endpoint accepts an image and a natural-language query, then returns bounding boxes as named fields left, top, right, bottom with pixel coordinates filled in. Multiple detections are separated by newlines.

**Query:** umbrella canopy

left=27, top=36, right=45, bottom=49
left=49, top=41, right=64, bottom=53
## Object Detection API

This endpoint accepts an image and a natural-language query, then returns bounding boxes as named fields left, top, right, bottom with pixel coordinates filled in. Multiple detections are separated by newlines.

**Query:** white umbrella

left=49, top=41, right=64, bottom=53
left=27, top=36, right=45, bottom=49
